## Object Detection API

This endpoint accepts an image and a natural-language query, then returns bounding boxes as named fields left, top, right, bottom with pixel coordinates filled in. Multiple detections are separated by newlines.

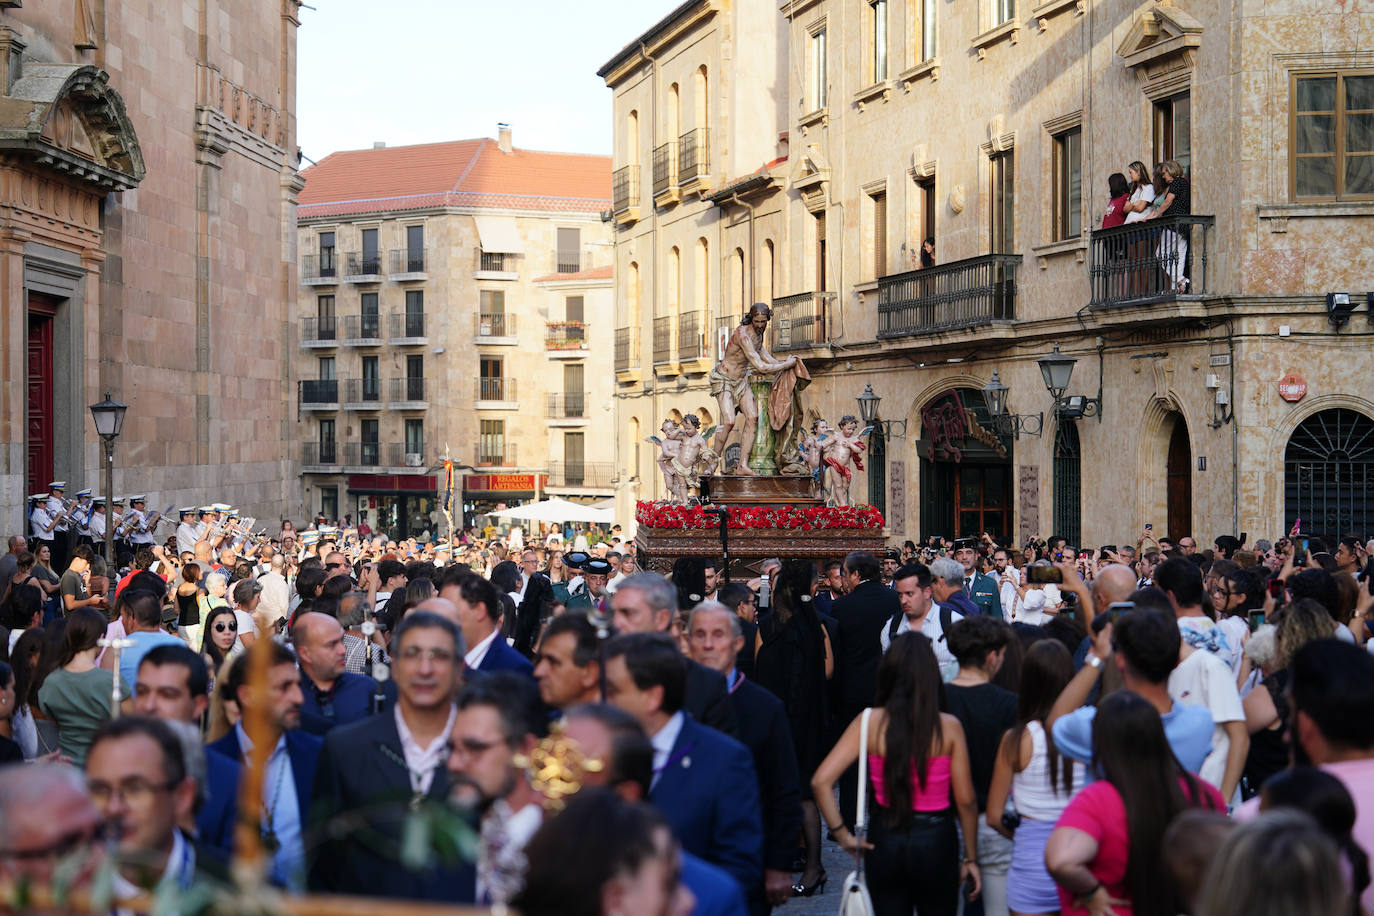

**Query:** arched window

left=731, top=247, right=745, bottom=311
left=626, top=110, right=639, bottom=167
left=693, top=66, right=708, bottom=128
left=695, top=237, right=710, bottom=315
left=761, top=239, right=775, bottom=303
left=667, top=83, right=680, bottom=139
left=667, top=247, right=681, bottom=317
left=627, top=261, right=640, bottom=326
left=1053, top=421, right=1081, bottom=545
left=628, top=417, right=640, bottom=482
left=1284, top=408, right=1374, bottom=538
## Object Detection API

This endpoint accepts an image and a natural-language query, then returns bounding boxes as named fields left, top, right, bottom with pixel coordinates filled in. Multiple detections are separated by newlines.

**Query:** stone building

left=292, top=130, right=614, bottom=538
left=0, top=1, right=303, bottom=531
left=606, top=0, right=1374, bottom=546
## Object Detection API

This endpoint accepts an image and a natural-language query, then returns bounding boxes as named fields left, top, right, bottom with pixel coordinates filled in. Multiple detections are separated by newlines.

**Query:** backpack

left=888, top=603, right=953, bottom=642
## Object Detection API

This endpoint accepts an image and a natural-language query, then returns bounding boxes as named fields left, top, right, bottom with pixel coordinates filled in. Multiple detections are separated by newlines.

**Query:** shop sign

left=466, top=474, right=547, bottom=493
left=1278, top=373, right=1307, bottom=402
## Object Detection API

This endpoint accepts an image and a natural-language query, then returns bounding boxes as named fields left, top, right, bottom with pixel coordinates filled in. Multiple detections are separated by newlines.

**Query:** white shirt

left=997, top=566, right=1022, bottom=620
left=464, top=628, right=501, bottom=671
left=234, top=723, right=304, bottom=890
left=476, top=800, right=544, bottom=905
left=29, top=507, right=54, bottom=539
left=46, top=497, right=68, bottom=533
left=395, top=702, right=457, bottom=795
left=649, top=711, right=686, bottom=788
left=113, top=828, right=194, bottom=914
left=1168, top=647, right=1244, bottom=801
left=881, top=603, right=963, bottom=681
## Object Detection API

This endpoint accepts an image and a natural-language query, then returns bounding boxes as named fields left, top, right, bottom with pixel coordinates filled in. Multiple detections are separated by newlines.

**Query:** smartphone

left=1267, top=577, right=1285, bottom=600
left=1248, top=609, right=1266, bottom=632
left=1145, top=523, right=1153, bottom=531
left=1106, top=601, right=1135, bottom=623
left=1028, top=566, right=1064, bottom=584
left=962, top=875, right=977, bottom=901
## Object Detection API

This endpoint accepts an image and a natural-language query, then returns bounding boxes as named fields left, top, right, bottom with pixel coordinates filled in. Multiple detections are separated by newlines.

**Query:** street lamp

left=1036, top=345, right=1102, bottom=422
left=981, top=370, right=1043, bottom=439
left=89, top=393, right=128, bottom=565
left=855, top=383, right=907, bottom=438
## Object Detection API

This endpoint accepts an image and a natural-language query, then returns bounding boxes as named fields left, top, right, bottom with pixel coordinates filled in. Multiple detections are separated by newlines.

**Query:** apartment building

left=294, top=130, right=613, bottom=537
left=606, top=0, right=1374, bottom=543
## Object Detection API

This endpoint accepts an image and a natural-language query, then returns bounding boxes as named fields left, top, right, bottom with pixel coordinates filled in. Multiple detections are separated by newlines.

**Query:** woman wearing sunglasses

left=201, top=604, right=241, bottom=683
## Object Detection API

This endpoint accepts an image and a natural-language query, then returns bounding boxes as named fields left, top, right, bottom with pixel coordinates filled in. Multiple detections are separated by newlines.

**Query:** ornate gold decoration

left=514, top=727, right=605, bottom=811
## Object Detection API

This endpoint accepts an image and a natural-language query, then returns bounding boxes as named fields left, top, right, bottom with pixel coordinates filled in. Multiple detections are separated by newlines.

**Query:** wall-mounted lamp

left=981, top=371, right=1043, bottom=439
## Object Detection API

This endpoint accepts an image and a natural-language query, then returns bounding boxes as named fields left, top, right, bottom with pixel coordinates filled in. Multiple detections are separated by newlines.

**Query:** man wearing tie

left=955, top=541, right=1004, bottom=618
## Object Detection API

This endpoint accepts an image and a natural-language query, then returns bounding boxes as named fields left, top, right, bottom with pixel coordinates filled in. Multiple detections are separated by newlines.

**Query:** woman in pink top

left=813, top=633, right=981, bottom=916
left=1046, top=691, right=1225, bottom=916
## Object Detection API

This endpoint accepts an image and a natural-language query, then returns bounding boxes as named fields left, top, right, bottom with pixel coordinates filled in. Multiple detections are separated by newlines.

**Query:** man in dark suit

left=603, top=632, right=762, bottom=895
left=447, top=570, right=534, bottom=677
left=686, top=601, right=802, bottom=914
left=308, top=611, right=475, bottom=902
left=208, top=641, right=322, bottom=891
left=292, top=611, right=391, bottom=735
left=955, top=542, right=1005, bottom=618
left=609, top=571, right=738, bottom=736
left=830, top=550, right=899, bottom=826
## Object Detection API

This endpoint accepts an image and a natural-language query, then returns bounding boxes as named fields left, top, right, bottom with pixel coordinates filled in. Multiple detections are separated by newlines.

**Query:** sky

left=296, top=0, right=680, bottom=163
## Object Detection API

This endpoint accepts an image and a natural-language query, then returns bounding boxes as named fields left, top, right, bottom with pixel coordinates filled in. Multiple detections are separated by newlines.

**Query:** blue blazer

left=206, top=727, right=322, bottom=831
left=475, top=636, right=534, bottom=676
left=196, top=747, right=241, bottom=855
left=650, top=715, right=763, bottom=893
left=681, top=851, right=749, bottom=916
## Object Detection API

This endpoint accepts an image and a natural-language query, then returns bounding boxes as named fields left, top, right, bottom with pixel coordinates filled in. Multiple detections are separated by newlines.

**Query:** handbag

left=836, top=707, right=876, bottom=916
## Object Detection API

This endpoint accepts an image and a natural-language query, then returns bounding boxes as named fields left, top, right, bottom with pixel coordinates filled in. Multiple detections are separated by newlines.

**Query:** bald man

left=0, top=764, right=103, bottom=887
left=412, top=596, right=461, bottom=629
left=292, top=611, right=390, bottom=734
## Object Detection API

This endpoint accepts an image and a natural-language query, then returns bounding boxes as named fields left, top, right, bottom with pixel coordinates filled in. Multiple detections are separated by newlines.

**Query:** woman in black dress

left=753, top=559, right=834, bottom=896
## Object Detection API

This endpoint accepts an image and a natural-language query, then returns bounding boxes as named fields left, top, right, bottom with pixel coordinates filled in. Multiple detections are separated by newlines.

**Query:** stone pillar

left=748, top=379, right=777, bottom=473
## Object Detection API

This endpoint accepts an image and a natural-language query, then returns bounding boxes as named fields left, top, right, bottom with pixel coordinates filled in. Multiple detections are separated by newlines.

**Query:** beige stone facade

left=607, top=0, right=1374, bottom=545
left=0, top=1, right=302, bottom=533
left=293, top=136, right=614, bottom=537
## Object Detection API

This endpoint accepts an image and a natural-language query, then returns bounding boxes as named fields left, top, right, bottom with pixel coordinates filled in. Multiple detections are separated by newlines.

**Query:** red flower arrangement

left=635, top=501, right=885, bottom=531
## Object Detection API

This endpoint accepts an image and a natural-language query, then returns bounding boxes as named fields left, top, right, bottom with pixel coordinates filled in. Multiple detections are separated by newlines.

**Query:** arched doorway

left=1166, top=417, right=1192, bottom=542
left=918, top=388, right=1013, bottom=540
left=1284, top=408, right=1374, bottom=539
left=1053, top=422, right=1081, bottom=546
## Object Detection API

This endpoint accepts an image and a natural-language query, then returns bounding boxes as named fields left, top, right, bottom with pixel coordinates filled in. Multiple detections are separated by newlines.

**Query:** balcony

left=474, top=442, right=517, bottom=468
left=556, top=252, right=582, bottom=274
left=678, top=128, right=710, bottom=193
left=546, top=392, right=588, bottom=424
left=771, top=292, right=832, bottom=351
left=652, top=141, right=679, bottom=206
left=476, top=377, right=518, bottom=408
left=387, top=248, right=428, bottom=281
left=339, top=314, right=382, bottom=346
left=1089, top=215, right=1215, bottom=311
left=300, top=316, right=337, bottom=348
left=388, top=312, right=427, bottom=345
left=301, top=441, right=339, bottom=470
left=299, top=379, right=339, bottom=411
left=341, top=377, right=382, bottom=410
left=876, top=253, right=1020, bottom=339
left=546, top=320, right=589, bottom=357
left=612, top=165, right=640, bottom=224
left=653, top=315, right=675, bottom=369
left=615, top=326, right=640, bottom=378
left=475, top=312, right=517, bottom=344
left=300, top=254, right=338, bottom=286
left=343, top=251, right=383, bottom=283
left=388, top=376, right=428, bottom=410
left=344, top=441, right=384, bottom=468
left=678, top=311, right=707, bottom=364
left=548, top=461, right=614, bottom=489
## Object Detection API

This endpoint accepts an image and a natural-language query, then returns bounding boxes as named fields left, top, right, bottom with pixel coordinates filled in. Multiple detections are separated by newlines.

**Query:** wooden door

left=1167, top=418, right=1192, bottom=542
left=26, top=296, right=57, bottom=497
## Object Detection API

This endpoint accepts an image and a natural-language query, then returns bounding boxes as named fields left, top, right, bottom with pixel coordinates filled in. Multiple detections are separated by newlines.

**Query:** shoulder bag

left=836, top=707, right=876, bottom=916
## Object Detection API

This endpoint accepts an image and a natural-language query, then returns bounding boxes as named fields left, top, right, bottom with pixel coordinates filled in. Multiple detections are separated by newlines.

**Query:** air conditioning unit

left=405, top=453, right=424, bottom=468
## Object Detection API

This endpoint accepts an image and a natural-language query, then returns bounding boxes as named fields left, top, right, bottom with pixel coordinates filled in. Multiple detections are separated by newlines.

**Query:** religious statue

left=821, top=415, right=870, bottom=507
left=795, top=418, right=833, bottom=498
left=650, top=419, right=687, bottom=503
left=710, top=302, right=812, bottom=475
left=648, top=416, right=720, bottom=504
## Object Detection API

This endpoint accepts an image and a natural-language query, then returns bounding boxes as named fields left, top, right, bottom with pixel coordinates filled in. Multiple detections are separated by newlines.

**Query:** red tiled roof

left=299, top=139, right=612, bottom=219
left=533, top=265, right=614, bottom=283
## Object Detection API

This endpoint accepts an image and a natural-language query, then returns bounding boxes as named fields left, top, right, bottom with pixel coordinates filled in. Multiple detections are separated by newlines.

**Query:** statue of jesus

left=710, top=303, right=804, bottom=475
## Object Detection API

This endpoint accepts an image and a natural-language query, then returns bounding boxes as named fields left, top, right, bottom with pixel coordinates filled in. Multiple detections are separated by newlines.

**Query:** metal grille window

left=1284, top=408, right=1374, bottom=538
left=868, top=427, right=887, bottom=516
left=1053, top=422, right=1081, bottom=547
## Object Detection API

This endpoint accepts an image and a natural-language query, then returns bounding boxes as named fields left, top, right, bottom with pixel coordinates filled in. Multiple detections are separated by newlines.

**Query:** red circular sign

left=1278, top=373, right=1307, bottom=402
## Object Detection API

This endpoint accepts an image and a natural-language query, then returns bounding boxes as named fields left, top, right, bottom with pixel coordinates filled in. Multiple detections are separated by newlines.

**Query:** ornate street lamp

left=89, top=393, right=128, bottom=565
left=981, top=370, right=1042, bottom=439
left=1037, top=345, right=1102, bottom=422
left=856, top=383, right=907, bottom=438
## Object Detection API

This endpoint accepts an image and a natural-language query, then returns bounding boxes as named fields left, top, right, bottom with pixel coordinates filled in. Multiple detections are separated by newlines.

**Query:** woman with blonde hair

left=1144, top=159, right=1193, bottom=292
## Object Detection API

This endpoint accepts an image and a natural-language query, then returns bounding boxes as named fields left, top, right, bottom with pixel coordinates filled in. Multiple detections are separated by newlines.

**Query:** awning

left=473, top=216, right=525, bottom=254
left=486, top=497, right=615, bottom=524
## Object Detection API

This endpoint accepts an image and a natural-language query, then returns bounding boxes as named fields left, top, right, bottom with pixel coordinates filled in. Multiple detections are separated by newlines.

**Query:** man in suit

left=133, top=645, right=239, bottom=856
left=309, top=611, right=475, bottom=902
left=603, top=632, right=762, bottom=895
left=609, top=571, right=738, bottom=736
left=687, top=601, right=802, bottom=913
left=208, top=642, right=322, bottom=891
left=532, top=612, right=603, bottom=711
left=955, top=542, right=1004, bottom=618
left=292, top=611, right=390, bottom=733
left=449, top=572, right=534, bottom=676
left=830, top=549, right=899, bottom=826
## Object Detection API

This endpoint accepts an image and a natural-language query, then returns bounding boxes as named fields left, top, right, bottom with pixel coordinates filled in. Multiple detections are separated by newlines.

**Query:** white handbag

left=836, top=707, right=876, bottom=916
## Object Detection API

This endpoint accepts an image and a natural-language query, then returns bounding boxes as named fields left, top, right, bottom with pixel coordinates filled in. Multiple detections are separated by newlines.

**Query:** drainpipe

left=1228, top=324, right=1238, bottom=537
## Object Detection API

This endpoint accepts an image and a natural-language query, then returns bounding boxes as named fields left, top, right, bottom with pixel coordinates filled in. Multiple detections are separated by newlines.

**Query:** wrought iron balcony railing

left=546, top=392, right=588, bottom=419
left=613, top=165, right=640, bottom=214
left=678, top=128, right=708, bottom=183
left=877, top=254, right=1020, bottom=338
left=1089, top=215, right=1214, bottom=308
left=771, top=292, right=832, bottom=350
left=615, top=327, right=638, bottom=371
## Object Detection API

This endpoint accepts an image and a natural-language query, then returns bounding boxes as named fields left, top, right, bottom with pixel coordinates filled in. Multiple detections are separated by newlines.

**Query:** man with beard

left=446, top=673, right=547, bottom=906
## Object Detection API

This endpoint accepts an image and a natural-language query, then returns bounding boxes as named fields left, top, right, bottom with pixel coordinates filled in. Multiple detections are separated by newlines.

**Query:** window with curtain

left=1153, top=92, right=1192, bottom=177
left=1292, top=72, right=1374, bottom=200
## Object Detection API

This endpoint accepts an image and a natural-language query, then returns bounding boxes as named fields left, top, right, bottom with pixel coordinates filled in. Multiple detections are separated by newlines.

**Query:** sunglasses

left=214, top=621, right=238, bottom=633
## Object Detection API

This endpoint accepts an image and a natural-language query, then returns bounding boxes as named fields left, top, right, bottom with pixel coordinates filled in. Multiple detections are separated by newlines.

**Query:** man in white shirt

left=374, top=559, right=407, bottom=613
left=1169, top=641, right=1248, bottom=803
left=175, top=508, right=199, bottom=556
left=258, top=554, right=291, bottom=627
left=881, top=562, right=962, bottom=681
left=993, top=547, right=1022, bottom=620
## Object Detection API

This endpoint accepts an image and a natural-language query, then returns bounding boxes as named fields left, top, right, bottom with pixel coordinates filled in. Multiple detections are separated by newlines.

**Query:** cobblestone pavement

left=774, top=835, right=859, bottom=916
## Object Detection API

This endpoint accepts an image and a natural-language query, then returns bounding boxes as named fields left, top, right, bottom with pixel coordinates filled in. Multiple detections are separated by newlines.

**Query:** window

left=319, top=419, right=336, bottom=464
left=867, top=427, right=886, bottom=516
left=361, top=291, right=379, bottom=338
left=871, top=190, right=888, bottom=277
left=1292, top=72, right=1374, bottom=200
left=405, top=290, right=423, bottom=338
left=918, top=177, right=936, bottom=249
left=815, top=210, right=827, bottom=290
left=361, top=228, right=379, bottom=273
left=565, top=295, right=584, bottom=324
left=1153, top=92, right=1191, bottom=178
left=407, top=354, right=423, bottom=378
left=318, top=356, right=335, bottom=380
left=871, top=1, right=888, bottom=81
left=480, top=357, right=504, bottom=400
left=362, top=355, right=379, bottom=402
left=1284, top=408, right=1374, bottom=535
left=320, top=486, right=338, bottom=523
left=1053, top=422, right=1081, bottom=546
left=480, top=290, right=506, bottom=336
left=316, top=294, right=335, bottom=339
left=564, top=432, right=586, bottom=483
left=1053, top=127, right=1082, bottom=241
left=993, top=0, right=1014, bottom=26
left=479, top=420, right=505, bottom=464
left=405, top=419, right=424, bottom=456
left=361, top=418, right=379, bottom=466
left=989, top=150, right=1015, bottom=254
left=811, top=29, right=828, bottom=110
left=319, top=232, right=336, bottom=276
left=405, top=225, right=424, bottom=272
left=563, top=363, right=585, bottom=417
left=666, top=246, right=681, bottom=317
left=694, top=238, right=709, bottom=315
left=921, top=0, right=937, bottom=61
left=557, top=228, right=581, bottom=273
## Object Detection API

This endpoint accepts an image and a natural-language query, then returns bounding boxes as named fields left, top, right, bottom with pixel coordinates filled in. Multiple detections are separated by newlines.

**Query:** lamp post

left=981, top=370, right=1043, bottom=439
left=1036, top=344, right=1102, bottom=421
left=89, top=392, right=128, bottom=565
left=856, top=383, right=908, bottom=438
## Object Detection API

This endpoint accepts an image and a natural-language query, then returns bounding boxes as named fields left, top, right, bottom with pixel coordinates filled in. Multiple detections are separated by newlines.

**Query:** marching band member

left=88, top=496, right=108, bottom=549
left=29, top=493, right=58, bottom=548
left=45, top=481, right=70, bottom=572
left=176, top=508, right=200, bottom=556
left=73, top=489, right=95, bottom=548
left=129, top=496, right=161, bottom=549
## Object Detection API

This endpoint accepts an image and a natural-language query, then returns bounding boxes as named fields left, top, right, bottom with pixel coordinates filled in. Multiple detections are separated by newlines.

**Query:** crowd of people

left=0, top=518, right=1370, bottom=916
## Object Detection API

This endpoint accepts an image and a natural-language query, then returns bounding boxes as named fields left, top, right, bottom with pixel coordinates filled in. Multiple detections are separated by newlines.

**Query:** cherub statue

left=795, top=418, right=834, bottom=497
left=647, top=419, right=686, bottom=503
left=821, top=414, right=870, bottom=507
left=677, top=416, right=720, bottom=499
